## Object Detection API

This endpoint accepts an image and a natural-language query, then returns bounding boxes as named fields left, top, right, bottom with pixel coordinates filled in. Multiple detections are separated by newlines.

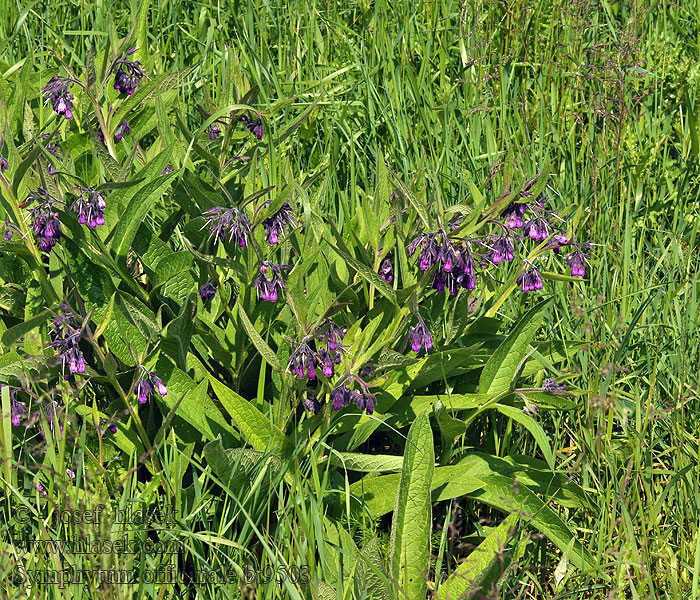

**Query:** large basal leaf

left=437, top=514, right=518, bottom=600
left=329, top=452, right=403, bottom=473
left=479, top=298, right=551, bottom=395
left=388, top=409, right=434, bottom=600
left=208, top=375, right=286, bottom=453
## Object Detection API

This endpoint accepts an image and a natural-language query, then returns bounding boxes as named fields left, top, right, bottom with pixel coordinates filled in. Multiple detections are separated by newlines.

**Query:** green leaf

left=329, top=452, right=403, bottom=473
left=437, top=514, right=518, bottom=600
left=1, top=309, right=51, bottom=347
left=479, top=298, right=551, bottom=395
left=388, top=409, right=434, bottom=600
left=208, top=375, right=286, bottom=453
left=492, top=403, right=555, bottom=470
left=237, top=301, right=283, bottom=372
left=328, top=242, right=398, bottom=307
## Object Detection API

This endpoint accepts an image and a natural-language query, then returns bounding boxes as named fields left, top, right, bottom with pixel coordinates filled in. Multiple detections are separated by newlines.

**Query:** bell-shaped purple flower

left=254, top=262, right=290, bottom=303
left=303, top=391, right=321, bottom=415
left=379, top=258, right=393, bottom=282
left=408, top=315, right=432, bottom=353
left=207, top=124, right=222, bottom=141
left=491, top=236, right=515, bottom=264
left=28, top=194, right=62, bottom=253
left=70, top=187, right=107, bottom=229
left=288, top=341, right=318, bottom=380
left=134, top=367, right=168, bottom=404
left=1, top=385, right=26, bottom=426
left=115, top=120, right=131, bottom=142
left=317, top=348, right=336, bottom=377
left=502, top=202, right=527, bottom=229
left=100, top=417, right=118, bottom=434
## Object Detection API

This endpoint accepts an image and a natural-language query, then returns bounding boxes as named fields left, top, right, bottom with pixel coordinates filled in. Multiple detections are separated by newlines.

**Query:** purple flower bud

left=317, top=348, right=336, bottom=377
left=304, top=391, right=321, bottom=414
left=200, top=280, right=217, bottom=302
left=0, top=157, right=8, bottom=171
left=2, top=385, right=26, bottom=426
left=161, top=165, right=172, bottom=175
left=543, top=378, right=567, bottom=392
left=114, top=120, right=131, bottom=142
left=153, top=377, right=168, bottom=397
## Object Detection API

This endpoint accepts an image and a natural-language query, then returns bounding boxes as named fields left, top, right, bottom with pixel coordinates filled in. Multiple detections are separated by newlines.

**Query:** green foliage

left=0, top=1, right=698, bottom=599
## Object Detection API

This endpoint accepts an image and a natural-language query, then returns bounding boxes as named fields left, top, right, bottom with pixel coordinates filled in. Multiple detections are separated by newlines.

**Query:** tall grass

left=1, top=0, right=698, bottom=597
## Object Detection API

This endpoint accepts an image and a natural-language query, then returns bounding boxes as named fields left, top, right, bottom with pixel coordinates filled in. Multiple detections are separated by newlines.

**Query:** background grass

left=1, top=0, right=699, bottom=598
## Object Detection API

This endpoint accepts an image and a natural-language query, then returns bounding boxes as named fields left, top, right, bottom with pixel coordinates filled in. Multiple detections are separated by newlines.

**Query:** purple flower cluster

left=70, top=187, right=106, bottom=229
left=408, top=231, right=477, bottom=294
left=543, top=378, right=567, bottom=392
left=203, top=206, right=251, bottom=248
left=254, top=262, right=290, bottom=302
left=516, top=266, right=543, bottom=293
left=241, top=114, right=264, bottom=140
left=113, top=50, right=146, bottom=95
left=134, top=367, right=168, bottom=404
left=566, top=248, right=587, bottom=277
left=262, top=202, right=294, bottom=245
left=330, top=379, right=376, bottom=415
left=43, top=76, right=75, bottom=120
left=207, top=124, right=222, bottom=141
left=0, top=384, right=26, bottom=426
left=408, top=314, right=432, bottom=353
left=33, top=401, right=63, bottom=440
left=49, top=307, right=86, bottom=378
left=199, top=280, right=217, bottom=302
left=28, top=191, right=61, bottom=253
left=288, top=320, right=347, bottom=381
